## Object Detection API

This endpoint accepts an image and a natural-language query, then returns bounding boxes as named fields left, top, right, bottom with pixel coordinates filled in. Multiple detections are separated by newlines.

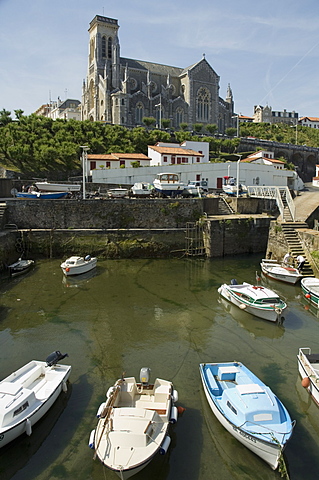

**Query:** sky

left=1, top=0, right=319, bottom=119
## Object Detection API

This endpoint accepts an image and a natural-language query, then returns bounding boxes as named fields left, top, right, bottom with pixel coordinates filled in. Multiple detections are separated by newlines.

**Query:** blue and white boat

left=153, top=173, right=185, bottom=197
left=199, top=361, right=294, bottom=470
left=16, top=191, right=68, bottom=199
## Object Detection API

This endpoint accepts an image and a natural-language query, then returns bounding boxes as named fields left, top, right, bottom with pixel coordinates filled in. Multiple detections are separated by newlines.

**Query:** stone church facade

left=81, top=15, right=235, bottom=132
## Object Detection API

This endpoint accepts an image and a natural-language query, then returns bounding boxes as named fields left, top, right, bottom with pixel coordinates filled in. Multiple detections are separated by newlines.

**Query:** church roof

left=120, top=57, right=183, bottom=77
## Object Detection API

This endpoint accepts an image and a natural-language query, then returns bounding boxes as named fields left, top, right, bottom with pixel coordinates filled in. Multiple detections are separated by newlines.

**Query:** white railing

left=247, top=186, right=295, bottom=221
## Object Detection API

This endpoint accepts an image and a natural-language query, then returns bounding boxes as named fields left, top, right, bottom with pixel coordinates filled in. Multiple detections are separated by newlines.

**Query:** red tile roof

left=149, top=146, right=204, bottom=156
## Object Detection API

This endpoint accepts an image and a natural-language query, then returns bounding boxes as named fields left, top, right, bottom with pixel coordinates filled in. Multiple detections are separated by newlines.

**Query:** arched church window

left=102, top=36, right=106, bottom=58
left=175, top=108, right=184, bottom=127
left=136, top=103, right=144, bottom=124
left=196, top=87, right=210, bottom=122
left=108, top=37, right=112, bottom=59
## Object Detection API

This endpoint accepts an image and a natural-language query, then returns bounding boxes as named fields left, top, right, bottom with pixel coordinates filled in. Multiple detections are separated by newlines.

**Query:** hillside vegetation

left=0, top=109, right=318, bottom=177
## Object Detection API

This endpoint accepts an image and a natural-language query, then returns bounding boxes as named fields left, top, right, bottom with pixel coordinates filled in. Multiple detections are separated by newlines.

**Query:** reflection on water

left=1, top=255, right=319, bottom=479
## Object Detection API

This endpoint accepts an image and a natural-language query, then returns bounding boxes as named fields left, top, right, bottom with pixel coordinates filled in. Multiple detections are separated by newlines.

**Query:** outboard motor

left=231, top=279, right=238, bottom=285
left=46, top=350, right=69, bottom=367
left=140, top=367, right=151, bottom=386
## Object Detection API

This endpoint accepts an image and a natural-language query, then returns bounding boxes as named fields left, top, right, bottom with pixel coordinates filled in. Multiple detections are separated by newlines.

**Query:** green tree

left=225, top=127, right=237, bottom=137
left=142, top=117, right=156, bottom=128
left=206, top=124, right=217, bottom=135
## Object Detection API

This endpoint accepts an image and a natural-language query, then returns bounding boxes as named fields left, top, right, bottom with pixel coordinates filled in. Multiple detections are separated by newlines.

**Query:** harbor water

left=0, top=255, right=319, bottom=480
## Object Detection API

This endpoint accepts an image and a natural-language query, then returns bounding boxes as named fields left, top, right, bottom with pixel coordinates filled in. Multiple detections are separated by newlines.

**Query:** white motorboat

left=153, top=173, right=185, bottom=197
left=60, top=255, right=97, bottom=276
left=89, top=368, right=179, bottom=479
left=8, top=258, right=34, bottom=277
left=222, top=176, right=247, bottom=196
left=218, top=280, right=287, bottom=322
left=200, top=361, right=294, bottom=470
left=35, top=182, right=81, bottom=192
left=107, top=188, right=129, bottom=198
left=130, top=182, right=154, bottom=197
left=0, top=351, right=71, bottom=448
left=297, top=347, right=319, bottom=407
left=260, top=259, right=302, bottom=284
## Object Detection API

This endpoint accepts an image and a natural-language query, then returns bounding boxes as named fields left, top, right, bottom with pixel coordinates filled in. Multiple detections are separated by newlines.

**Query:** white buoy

left=88, top=429, right=95, bottom=449
left=62, top=381, right=67, bottom=392
left=169, top=405, right=178, bottom=424
left=96, top=402, right=106, bottom=418
left=239, top=303, right=246, bottom=310
left=172, top=389, right=178, bottom=403
left=159, top=435, right=171, bottom=455
left=25, top=418, right=32, bottom=436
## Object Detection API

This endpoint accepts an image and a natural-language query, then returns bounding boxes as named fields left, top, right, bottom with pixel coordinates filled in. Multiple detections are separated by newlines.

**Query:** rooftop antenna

left=49, top=90, right=51, bottom=105
left=64, top=88, right=67, bottom=99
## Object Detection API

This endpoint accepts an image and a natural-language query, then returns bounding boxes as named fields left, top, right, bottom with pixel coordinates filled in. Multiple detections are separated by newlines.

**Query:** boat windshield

left=255, top=298, right=281, bottom=305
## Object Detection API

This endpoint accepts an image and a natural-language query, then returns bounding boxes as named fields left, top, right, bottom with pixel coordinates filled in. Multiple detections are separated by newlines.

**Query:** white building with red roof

left=299, top=117, right=319, bottom=129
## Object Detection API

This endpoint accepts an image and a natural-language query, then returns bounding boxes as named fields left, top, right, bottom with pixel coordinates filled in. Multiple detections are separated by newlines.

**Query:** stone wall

left=204, top=216, right=271, bottom=257
left=5, top=198, right=204, bottom=230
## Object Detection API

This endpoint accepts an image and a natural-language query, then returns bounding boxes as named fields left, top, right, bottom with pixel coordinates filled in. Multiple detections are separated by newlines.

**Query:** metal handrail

left=247, top=186, right=295, bottom=221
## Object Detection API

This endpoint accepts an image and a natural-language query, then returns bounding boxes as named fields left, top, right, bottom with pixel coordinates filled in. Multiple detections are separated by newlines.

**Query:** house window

left=196, top=174, right=201, bottom=181
left=177, top=157, right=181, bottom=164
left=175, top=107, right=184, bottom=127
left=163, top=156, right=168, bottom=163
left=90, top=161, right=96, bottom=170
left=120, top=160, right=125, bottom=167
left=106, top=161, right=111, bottom=168
left=182, top=157, right=188, bottom=163
left=171, top=156, right=176, bottom=164
left=196, top=157, right=200, bottom=162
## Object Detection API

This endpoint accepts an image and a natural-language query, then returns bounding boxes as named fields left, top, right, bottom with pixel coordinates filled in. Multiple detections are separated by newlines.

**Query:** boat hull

left=297, top=347, right=319, bottom=407
left=61, top=257, right=97, bottom=276
left=200, top=369, right=282, bottom=469
left=8, top=260, right=34, bottom=277
left=0, top=362, right=71, bottom=448
left=16, top=192, right=68, bottom=199
left=261, top=262, right=301, bottom=285
left=35, top=182, right=81, bottom=192
left=218, top=284, right=285, bottom=322
left=301, top=277, right=319, bottom=307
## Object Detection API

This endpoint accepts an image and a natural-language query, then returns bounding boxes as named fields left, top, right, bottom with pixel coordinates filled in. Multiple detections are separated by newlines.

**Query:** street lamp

left=80, top=145, right=89, bottom=199
left=236, top=154, right=242, bottom=198
left=291, top=123, right=298, bottom=145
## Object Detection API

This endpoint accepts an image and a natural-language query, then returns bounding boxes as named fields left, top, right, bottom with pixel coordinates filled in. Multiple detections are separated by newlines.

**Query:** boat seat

left=206, top=369, right=220, bottom=395
left=306, top=354, right=319, bottom=363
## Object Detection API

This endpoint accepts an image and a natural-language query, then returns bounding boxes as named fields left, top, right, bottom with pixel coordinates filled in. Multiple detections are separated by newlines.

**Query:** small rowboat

left=301, top=277, right=319, bottom=307
left=0, top=351, right=71, bottom=448
left=89, top=368, right=179, bottom=479
left=200, top=361, right=294, bottom=470
left=297, top=347, right=319, bottom=406
left=8, top=258, right=34, bottom=277
left=218, top=280, right=287, bottom=322
left=260, top=259, right=302, bottom=284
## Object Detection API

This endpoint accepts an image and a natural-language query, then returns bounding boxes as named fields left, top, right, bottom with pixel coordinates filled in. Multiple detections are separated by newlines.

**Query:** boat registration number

left=233, top=426, right=257, bottom=443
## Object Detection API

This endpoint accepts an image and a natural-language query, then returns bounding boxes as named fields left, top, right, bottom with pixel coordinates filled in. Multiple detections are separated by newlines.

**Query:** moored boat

left=61, top=255, right=97, bottom=276
left=16, top=191, right=68, bottom=199
left=8, top=258, right=34, bottom=277
left=89, top=368, right=178, bottom=479
left=297, top=347, right=319, bottom=406
left=218, top=280, right=287, bottom=322
left=0, top=351, right=71, bottom=448
left=130, top=182, right=154, bottom=197
left=199, top=361, right=294, bottom=470
left=107, top=187, right=129, bottom=198
left=35, top=182, right=81, bottom=192
left=153, top=173, right=185, bottom=197
left=260, top=259, right=302, bottom=284
left=222, top=176, right=247, bottom=196
left=301, top=277, right=319, bottom=307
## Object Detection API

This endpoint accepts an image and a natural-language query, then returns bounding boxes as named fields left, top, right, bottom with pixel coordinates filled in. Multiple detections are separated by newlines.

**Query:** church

left=81, top=15, right=235, bottom=132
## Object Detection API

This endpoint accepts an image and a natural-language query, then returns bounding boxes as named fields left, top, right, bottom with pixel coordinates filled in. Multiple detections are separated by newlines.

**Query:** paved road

left=294, top=184, right=319, bottom=221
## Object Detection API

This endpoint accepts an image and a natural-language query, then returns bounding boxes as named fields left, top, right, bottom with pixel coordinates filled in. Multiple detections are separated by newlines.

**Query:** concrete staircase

left=279, top=189, right=294, bottom=222
left=281, top=222, right=314, bottom=276
left=218, top=197, right=234, bottom=215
